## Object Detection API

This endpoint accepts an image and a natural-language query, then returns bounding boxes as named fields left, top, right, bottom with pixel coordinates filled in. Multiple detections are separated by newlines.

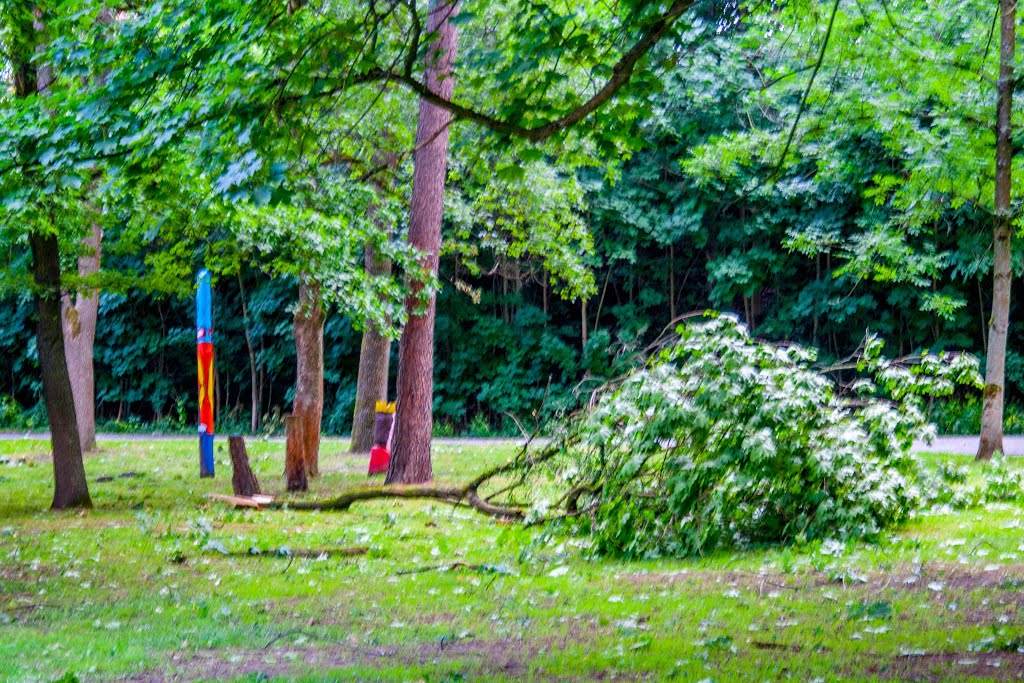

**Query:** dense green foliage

left=1, top=0, right=1018, bottom=435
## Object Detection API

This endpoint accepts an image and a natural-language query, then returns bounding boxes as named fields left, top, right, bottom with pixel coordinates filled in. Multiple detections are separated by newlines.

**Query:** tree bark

left=293, top=278, right=324, bottom=476
left=13, top=5, right=91, bottom=509
left=285, top=414, right=308, bottom=492
left=351, top=150, right=399, bottom=453
left=979, top=0, right=1016, bottom=461
left=31, top=233, right=92, bottom=510
left=669, top=244, right=676, bottom=323
left=581, top=298, right=588, bottom=349
left=238, top=272, right=261, bottom=433
left=350, top=243, right=393, bottom=453
left=229, top=435, right=261, bottom=497
left=387, top=0, right=460, bottom=485
left=61, top=222, right=101, bottom=452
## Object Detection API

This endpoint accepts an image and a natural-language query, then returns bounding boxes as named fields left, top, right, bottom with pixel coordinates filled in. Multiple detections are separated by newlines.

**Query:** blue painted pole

left=196, top=269, right=215, bottom=477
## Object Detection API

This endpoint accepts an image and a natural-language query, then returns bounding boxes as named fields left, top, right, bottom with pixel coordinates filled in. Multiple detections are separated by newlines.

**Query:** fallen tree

left=252, top=314, right=981, bottom=558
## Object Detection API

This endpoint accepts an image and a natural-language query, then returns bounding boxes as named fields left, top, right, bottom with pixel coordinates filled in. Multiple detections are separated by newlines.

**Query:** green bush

left=931, top=395, right=1024, bottom=435
left=558, top=315, right=981, bottom=558
left=0, top=394, right=46, bottom=430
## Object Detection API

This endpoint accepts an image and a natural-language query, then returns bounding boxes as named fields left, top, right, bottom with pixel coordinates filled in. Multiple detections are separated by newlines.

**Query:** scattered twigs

left=198, top=546, right=369, bottom=566
left=231, top=546, right=368, bottom=559
left=396, top=561, right=508, bottom=576
left=263, top=628, right=345, bottom=650
left=969, top=540, right=999, bottom=556
left=752, top=641, right=803, bottom=652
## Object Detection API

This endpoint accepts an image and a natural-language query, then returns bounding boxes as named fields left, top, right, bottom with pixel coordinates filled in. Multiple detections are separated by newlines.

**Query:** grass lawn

left=1, top=438, right=1023, bottom=682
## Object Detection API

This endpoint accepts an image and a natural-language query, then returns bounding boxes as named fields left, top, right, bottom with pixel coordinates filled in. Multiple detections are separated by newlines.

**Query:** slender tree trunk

left=61, top=222, right=101, bottom=452
left=351, top=151, right=399, bottom=453
left=669, top=244, right=675, bottom=322
left=542, top=272, right=548, bottom=318
left=979, top=277, right=989, bottom=354
left=31, top=233, right=91, bottom=509
left=293, top=278, right=324, bottom=477
left=237, top=272, right=260, bottom=433
left=388, top=0, right=460, bottom=485
left=580, top=298, right=588, bottom=349
left=351, top=243, right=393, bottom=453
left=979, top=0, right=1016, bottom=461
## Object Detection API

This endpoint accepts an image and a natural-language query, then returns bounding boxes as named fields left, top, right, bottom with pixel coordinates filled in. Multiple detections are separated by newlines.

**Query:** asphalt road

left=2, top=432, right=1023, bottom=456
left=912, top=435, right=1024, bottom=456
left=0, top=432, right=525, bottom=447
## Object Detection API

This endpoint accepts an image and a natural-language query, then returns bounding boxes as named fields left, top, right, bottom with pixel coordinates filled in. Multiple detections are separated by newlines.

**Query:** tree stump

left=285, top=414, right=308, bottom=493
left=229, top=435, right=261, bottom=497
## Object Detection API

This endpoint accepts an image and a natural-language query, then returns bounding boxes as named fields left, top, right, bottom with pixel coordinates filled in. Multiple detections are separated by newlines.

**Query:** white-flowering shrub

left=921, top=455, right=1024, bottom=510
left=562, top=314, right=980, bottom=558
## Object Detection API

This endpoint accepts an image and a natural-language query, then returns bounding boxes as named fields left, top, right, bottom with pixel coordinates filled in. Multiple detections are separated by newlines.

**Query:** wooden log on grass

left=285, top=414, right=308, bottom=492
left=229, top=435, right=261, bottom=497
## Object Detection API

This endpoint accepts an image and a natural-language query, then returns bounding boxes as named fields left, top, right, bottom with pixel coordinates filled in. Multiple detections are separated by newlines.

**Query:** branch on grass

left=396, top=561, right=512, bottom=576
left=204, top=546, right=369, bottom=559
left=273, top=482, right=527, bottom=519
left=565, top=483, right=602, bottom=515
left=266, top=442, right=572, bottom=521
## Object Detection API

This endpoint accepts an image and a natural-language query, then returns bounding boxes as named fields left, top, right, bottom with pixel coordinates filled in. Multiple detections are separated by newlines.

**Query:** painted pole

left=196, top=269, right=215, bottom=477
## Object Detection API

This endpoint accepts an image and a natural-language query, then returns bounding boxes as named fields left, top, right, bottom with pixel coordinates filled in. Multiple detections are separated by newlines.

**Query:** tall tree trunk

left=61, top=222, right=101, bottom=452
left=351, top=151, right=399, bottom=453
left=53, top=1, right=114, bottom=455
left=14, top=4, right=91, bottom=509
left=387, top=0, right=460, bottom=485
left=293, top=278, right=324, bottom=477
left=31, top=233, right=92, bottom=509
left=350, top=243, right=393, bottom=453
left=979, top=0, right=1016, bottom=461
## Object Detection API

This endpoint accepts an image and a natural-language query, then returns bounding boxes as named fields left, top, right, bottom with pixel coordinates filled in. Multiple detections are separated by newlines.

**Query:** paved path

left=913, top=435, right=1024, bottom=456
left=0, top=432, right=526, bottom=447
left=3, top=432, right=1023, bottom=456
